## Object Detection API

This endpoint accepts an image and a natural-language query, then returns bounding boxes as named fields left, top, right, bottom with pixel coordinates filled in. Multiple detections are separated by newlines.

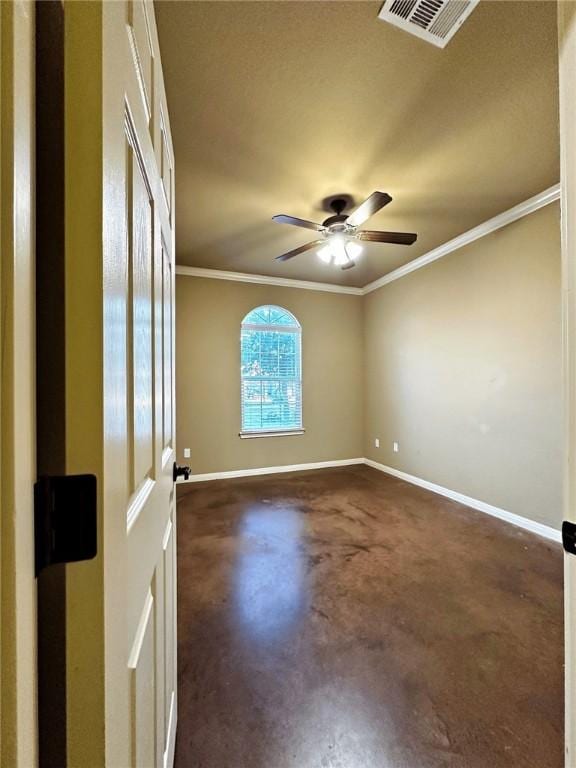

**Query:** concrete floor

left=174, top=465, right=563, bottom=768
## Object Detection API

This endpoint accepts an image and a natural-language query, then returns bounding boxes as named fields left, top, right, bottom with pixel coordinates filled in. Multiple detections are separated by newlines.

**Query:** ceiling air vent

left=378, top=0, right=480, bottom=48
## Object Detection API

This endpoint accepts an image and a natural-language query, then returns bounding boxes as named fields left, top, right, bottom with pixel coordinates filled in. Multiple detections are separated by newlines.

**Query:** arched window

left=240, top=305, right=302, bottom=435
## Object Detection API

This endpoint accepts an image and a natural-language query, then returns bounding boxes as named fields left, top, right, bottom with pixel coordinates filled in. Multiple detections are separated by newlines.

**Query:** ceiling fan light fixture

left=316, top=237, right=363, bottom=267
left=332, top=235, right=349, bottom=267
left=345, top=240, right=363, bottom=261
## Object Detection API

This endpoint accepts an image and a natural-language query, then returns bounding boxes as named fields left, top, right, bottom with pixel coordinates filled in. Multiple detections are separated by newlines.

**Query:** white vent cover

left=378, top=0, right=480, bottom=48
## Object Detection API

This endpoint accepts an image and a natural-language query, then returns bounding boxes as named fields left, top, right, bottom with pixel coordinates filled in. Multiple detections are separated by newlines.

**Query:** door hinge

left=34, top=474, right=97, bottom=576
left=562, top=520, right=576, bottom=555
left=173, top=462, right=191, bottom=482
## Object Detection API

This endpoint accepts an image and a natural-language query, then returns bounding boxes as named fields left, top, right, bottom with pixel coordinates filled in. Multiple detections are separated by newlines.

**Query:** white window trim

left=239, top=428, right=306, bottom=439
left=240, top=306, right=303, bottom=435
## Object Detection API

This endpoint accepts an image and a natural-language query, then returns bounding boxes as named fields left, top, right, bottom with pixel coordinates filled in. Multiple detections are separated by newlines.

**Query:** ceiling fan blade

left=275, top=240, right=324, bottom=262
left=346, top=191, right=392, bottom=227
left=341, top=260, right=356, bottom=270
left=272, top=214, right=325, bottom=232
left=357, top=230, right=417, bottom=245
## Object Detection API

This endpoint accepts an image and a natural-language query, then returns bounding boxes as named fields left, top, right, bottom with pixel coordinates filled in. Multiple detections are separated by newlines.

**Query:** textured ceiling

left=155, top=0, right=559, bottom=288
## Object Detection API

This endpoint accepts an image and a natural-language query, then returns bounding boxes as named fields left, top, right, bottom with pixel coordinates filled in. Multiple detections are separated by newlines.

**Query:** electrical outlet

left=393, top=441, right=399, bottom=453
left=183, top=448, right=191, bottom=459
left=374, top=438, right=380, bottom=448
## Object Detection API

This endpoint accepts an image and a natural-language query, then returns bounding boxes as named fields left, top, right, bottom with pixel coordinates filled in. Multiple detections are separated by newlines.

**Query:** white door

left=559, top=2, right=576, bottom=765
left=62, top=2, right=177, bottom=765
left=0, top=2, right=38, bottom=766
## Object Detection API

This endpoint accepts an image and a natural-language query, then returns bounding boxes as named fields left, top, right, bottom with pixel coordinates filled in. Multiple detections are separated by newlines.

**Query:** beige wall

left=364, top=203, right=562, bottom=528
left=176, top=277, right=364, bottom=473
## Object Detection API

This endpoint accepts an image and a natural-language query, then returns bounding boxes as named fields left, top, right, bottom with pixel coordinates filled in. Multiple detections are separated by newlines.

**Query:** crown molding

left=176, top=184, right=560, bottom=295
left=362, top=183, right=560, bottom=294
left=175, top=265, right=363, bottom=295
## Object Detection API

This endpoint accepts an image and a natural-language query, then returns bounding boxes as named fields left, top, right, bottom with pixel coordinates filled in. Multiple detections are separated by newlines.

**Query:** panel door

left=117, top=2, right=177, bottom=765
left=63, top=2, right=176, bottom=765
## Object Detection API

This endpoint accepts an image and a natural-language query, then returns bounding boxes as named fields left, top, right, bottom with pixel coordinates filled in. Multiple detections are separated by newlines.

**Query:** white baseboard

left=364, top=458, right=561, bottom=543
left=177, top=457, right=365, bottom=484
left=163, top=690, right=177, bottom=768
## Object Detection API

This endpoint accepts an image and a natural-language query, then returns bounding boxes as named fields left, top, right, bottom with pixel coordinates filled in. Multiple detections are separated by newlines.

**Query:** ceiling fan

left=272, top=191, right=417, bottom=270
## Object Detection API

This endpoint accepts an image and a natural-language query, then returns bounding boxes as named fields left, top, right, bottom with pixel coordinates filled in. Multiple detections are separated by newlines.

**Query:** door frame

left=559, top=2, right=576, bottom=765
left=0, top=1, right=38, bottom=766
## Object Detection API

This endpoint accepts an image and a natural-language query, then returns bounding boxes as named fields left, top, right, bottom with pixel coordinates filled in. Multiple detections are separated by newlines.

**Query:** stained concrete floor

left=174, top=465, right=563, bottom=768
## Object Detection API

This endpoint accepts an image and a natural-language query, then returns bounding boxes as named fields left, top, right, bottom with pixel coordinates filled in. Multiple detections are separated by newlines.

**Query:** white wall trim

left=163, top=690, right=177, bottom=768
left=362, top=183, right=560, bottom=294
left=175, top=265, right=363, bottom=295
left=364, top=458, right=561, bottom=543
left=177, top=457, right=365, bottom=483
left=176, top=185, right=559, bottom=296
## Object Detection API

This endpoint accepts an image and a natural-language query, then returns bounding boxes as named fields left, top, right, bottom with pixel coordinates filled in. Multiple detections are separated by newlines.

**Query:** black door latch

left=563, top=521, right=576, bottom=554
left=34, top=474, right=97, bottom=576
left=173, top=462, right=191, bottom=482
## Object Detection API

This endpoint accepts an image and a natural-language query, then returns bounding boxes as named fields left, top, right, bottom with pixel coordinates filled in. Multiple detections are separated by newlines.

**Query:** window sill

left=239, top=429, right=305, bottom=439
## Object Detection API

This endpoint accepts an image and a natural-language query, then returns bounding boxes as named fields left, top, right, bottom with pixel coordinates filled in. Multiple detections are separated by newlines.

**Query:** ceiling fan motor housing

left=322, top=213, right=349, bottom=229
left=321, top=196, right=355, bottom=229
